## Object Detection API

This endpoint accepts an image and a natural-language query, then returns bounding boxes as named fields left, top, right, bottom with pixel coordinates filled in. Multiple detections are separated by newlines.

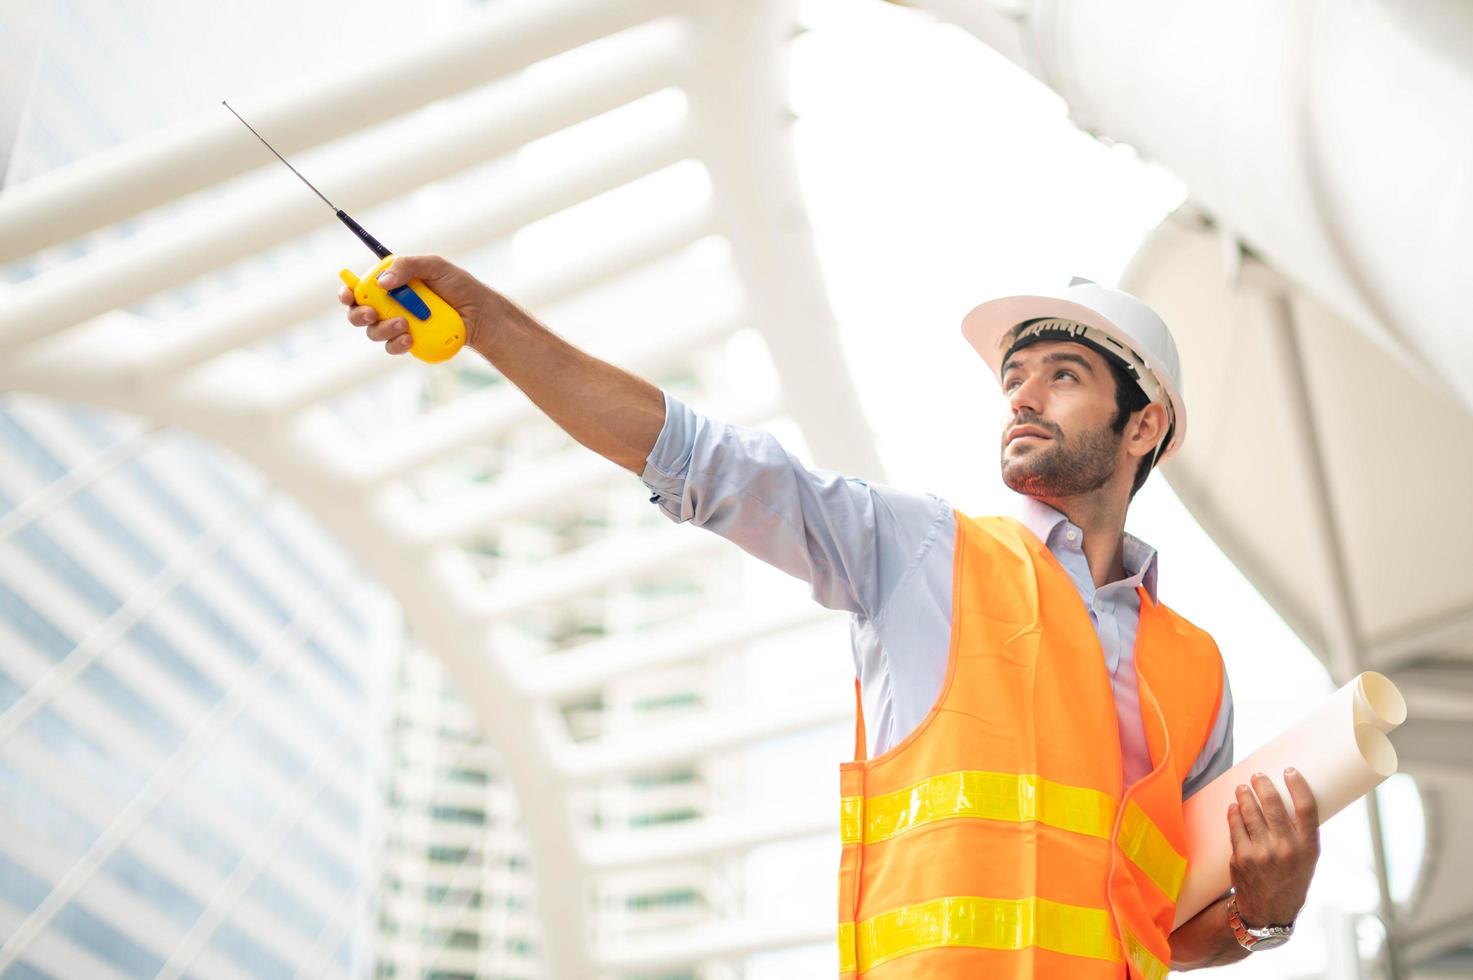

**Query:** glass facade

left=0, top=396, right=391, bottom=978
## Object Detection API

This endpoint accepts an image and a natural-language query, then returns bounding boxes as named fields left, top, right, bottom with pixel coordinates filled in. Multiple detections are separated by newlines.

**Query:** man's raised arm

left=338, top=252, right=947, bottom=622
left=340, top=253, right=665, bottom=475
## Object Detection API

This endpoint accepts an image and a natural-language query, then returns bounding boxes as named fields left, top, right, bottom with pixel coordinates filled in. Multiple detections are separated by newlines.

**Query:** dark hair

left=1103, top=358, right=1154, bottom=498
left=1004, top=324, right=1157, bottom=497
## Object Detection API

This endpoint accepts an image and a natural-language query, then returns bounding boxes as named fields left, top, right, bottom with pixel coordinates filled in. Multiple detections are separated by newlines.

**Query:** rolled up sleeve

left=640, top=389, right=699, bottom=524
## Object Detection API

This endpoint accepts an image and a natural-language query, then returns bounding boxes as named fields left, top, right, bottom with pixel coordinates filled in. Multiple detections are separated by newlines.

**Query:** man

left=341, top=260, right=1320, bottom=976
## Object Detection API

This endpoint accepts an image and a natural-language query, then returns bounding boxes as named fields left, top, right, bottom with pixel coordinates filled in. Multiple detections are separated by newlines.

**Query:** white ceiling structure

left=0, top=0, right=885, bottom=975
left=902, top=0, right=1473, bottom=975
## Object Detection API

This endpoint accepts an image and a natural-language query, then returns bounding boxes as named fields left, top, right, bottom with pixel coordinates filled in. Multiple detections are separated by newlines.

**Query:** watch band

left=1228, top=894, right=1295, bottom=951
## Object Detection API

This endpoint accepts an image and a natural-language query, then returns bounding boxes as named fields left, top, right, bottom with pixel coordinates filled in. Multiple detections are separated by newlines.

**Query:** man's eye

left=1055, top=370, right=1077, bottom=381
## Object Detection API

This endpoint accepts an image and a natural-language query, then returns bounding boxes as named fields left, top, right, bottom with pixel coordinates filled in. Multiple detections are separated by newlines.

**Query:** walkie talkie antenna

left=222, top=100, right=392, bottom=259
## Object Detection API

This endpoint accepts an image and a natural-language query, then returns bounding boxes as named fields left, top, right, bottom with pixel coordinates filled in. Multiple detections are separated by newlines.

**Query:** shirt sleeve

left=639, top=389, right=948, bottom=620
left=1181, top=662, right=1235, bottom=800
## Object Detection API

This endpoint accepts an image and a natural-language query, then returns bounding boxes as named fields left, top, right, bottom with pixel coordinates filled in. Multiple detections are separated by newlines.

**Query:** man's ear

left=1130, top=402, right=1169, bottom=459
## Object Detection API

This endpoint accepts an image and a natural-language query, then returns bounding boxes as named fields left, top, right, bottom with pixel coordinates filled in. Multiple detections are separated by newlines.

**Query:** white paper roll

left=1172, top=672, right=1407, bottom=927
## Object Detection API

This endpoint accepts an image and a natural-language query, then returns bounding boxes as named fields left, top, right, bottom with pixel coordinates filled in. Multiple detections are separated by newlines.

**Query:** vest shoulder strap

left=1141, top=600, right=1226, bottom=779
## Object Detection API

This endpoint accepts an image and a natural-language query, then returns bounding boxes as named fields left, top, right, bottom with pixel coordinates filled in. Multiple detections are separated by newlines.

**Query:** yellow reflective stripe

left=843, top=895, right=1122, bottom=973
left=1124, top=929, right=1171, bottom=980
left=838, top=922, right=857, bottom=975
left=841, top=794, right=864, bottom=845
left=1116, top=800, right=1187, bottom=901
left=840, top=770, right=1116, bottom=846
left=841, top=906, right=1170, bottom=978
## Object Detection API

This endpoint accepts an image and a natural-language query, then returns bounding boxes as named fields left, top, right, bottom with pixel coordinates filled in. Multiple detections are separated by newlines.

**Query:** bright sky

left=783, top=1, right=1423, bottom=976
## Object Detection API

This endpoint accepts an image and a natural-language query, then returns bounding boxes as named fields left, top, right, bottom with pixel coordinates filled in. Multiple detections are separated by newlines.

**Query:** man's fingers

left=338, top=284, right=356, bottom=307
left=387, top=332, right=414, bottom=355
left=1235, top=782, right=1267, bottom=840
left=1252, top=772, right=1295, bottom=836
left=349, top=305, right=380, bottom=327
left=1227, top=801, right=1251, bottom=854
left=1283, top=768, right=1320, bottom=835
left=366, top=317, right=407, bottom=344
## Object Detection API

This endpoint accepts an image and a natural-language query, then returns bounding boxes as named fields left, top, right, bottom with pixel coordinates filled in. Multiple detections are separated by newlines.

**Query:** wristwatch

left=1227, top=893, right=1295, bottom=951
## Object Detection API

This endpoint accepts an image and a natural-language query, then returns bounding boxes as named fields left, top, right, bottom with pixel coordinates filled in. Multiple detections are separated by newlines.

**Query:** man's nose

left=1007, top=373, right=1045, bottom=415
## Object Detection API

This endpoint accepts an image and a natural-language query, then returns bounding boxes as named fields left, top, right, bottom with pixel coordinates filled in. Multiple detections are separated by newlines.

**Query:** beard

left=1001, top=417, right=1121, bottom=498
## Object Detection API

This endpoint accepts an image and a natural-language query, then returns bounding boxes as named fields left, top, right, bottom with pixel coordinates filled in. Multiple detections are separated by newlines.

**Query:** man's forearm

left=473, top=299, right=666, bottom=475
left=1169, top=893, right=1249, bottom=971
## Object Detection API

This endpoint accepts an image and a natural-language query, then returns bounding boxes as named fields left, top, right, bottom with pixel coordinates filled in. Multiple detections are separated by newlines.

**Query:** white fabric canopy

left=1126, top=205, right=1473, bottom=973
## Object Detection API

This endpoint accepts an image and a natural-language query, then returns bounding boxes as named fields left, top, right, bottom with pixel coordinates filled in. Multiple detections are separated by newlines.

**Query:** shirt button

left=1065, top=529, right=1078, bottom=544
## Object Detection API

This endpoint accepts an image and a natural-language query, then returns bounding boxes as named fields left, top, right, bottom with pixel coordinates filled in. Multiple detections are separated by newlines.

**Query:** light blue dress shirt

left=640, top=391, right=1233, bottom=798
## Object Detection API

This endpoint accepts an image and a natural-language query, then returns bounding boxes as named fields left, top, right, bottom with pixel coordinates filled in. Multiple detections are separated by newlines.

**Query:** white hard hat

left=961, top=277, right=1187, bottom=463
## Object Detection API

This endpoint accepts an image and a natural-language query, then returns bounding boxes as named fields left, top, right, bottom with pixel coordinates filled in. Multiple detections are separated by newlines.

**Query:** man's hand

left=1227, top=768, right=1321, bottom=927
left=338, top=253, right=501, bottom=356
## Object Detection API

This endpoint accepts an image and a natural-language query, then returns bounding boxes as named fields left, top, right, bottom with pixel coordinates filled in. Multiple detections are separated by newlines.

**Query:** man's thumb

left=377, top=254, right=445, bottom=290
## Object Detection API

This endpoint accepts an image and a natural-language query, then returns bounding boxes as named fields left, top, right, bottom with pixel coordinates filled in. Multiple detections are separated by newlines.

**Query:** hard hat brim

left=961, top=294, right=1187, bottom=460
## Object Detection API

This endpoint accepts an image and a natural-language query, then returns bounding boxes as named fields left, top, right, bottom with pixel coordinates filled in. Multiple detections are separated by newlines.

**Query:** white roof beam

left=0, top=0, right=680, bottom=261
left=1402, top=907, right=1473, bottom=962
left=595, top=917, right=831, bottom=974
left=522, top=600, right=830, bottom=703
left=681, top=1, right=886, bottom=480
left=1259, top=278, right=1407, bottom=971
left=343, top=308, right=745, bottom=486
left=4, top=19, right=688, bottom=353
left=168, top=122, right=698, bottom=419
left=1393, top=720, right=1473, bottom=770
left=398, top=390, right=759, bottom=548
left=258, top=148, right=708, bottom=417
left=1366, top=603, right=1473, bottom=673
left=137, top=72, right=705, bottom=388
left=400, top=449, right=630, bottom=547
left=581, top=807, right=834, bottom=872
left=474, top=527, right=728, bottom=622
left=556, top=698, right=850, bottom=780
left=1384, top=660, right=1473, bottom=703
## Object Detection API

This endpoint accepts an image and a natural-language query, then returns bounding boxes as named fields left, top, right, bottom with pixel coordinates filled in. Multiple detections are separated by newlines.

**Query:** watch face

left=1250, top=934, right=1290, bottom=951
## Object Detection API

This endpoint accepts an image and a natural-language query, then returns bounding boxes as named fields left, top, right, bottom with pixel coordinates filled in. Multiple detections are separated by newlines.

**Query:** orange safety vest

left=837, top=512, right=1224, bottom=979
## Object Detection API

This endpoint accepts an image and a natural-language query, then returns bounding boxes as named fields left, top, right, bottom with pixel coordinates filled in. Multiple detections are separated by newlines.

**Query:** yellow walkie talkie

left=223, top=101, right=465, bottom=364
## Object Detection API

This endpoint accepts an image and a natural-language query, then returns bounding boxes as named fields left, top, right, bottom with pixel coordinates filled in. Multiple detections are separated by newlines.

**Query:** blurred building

left=0, top=395, right=391, bottom=978
left=376, top=646, right=535, bottom=978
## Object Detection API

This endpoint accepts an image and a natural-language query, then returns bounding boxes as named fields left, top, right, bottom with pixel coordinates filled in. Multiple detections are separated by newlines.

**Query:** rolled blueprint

left=1173, top=671, right=1407, bottom=927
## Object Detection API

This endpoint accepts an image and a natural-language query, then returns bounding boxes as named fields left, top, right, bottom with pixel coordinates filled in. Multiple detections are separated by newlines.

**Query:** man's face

left=998, top=340, right=1125, bottom=498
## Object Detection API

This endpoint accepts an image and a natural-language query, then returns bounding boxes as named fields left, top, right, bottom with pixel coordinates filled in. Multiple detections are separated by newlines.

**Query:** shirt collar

left=1008, top=493, right=1160, bottom=604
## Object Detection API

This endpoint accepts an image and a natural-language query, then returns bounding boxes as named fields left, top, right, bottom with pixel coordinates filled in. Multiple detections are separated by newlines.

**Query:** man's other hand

left=1226, top=768, right=1321, bottom=927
